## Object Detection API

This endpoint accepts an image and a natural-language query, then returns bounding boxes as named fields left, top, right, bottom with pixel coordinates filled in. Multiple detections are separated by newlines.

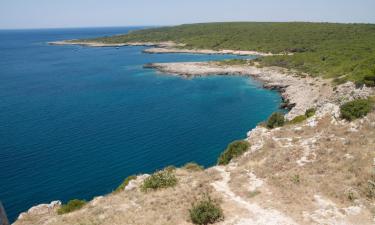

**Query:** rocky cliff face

left=13, top=65, right=375, bottom=225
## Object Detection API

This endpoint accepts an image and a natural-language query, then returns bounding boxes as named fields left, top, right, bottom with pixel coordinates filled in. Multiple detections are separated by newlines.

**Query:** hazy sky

left=1, top=0, right=374, bottom=29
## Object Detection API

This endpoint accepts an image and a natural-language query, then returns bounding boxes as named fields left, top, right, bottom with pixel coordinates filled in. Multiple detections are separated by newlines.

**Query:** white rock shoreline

left=48, top=40, right=283, bottom=56
left=48, top=40, right=178, bottom=48
left=145, top=62, right=336, bottom=120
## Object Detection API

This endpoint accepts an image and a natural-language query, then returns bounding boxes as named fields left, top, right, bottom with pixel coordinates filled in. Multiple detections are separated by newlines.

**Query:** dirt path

left=211, top=166, right=298, bottom=225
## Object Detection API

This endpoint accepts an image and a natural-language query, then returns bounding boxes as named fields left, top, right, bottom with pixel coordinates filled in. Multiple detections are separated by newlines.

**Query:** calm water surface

left=0, top=27, right=281, bottom=222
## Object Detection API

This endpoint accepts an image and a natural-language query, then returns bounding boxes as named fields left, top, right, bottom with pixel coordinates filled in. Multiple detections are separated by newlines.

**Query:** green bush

left=288, top=115, right=307, bottom=124
left=340, top=98, right=373, bottom=121
left=288, top=108, right=316, bottom=124
left=183, top=162, right=204, bottom=171
left=114, top=175, right=137, bottom=193
left=266, top=112, right=285, bottom=129
left=57, top=199, right=87, bottom=215
left=141, top=169, right=177, bottom=192
left=305, top=108, right=316, bottom=118
left=363, top=74, right=375, bottom=87
left=217, top=140, right=250, bottom=165
left=189, top=196, right=223, bottom=225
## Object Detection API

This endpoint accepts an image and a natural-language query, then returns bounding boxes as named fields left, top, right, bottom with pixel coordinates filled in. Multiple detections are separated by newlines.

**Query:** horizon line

left=1, top=20, right=375, bottom=30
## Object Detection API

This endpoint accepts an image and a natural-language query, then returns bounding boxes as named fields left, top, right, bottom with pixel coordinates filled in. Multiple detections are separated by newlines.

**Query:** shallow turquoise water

left=0, top=27, right=281, bottom=222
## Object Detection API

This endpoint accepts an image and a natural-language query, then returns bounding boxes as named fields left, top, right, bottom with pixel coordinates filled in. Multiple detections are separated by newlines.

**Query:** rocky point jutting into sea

left=14, top=40, right=375, bottom=225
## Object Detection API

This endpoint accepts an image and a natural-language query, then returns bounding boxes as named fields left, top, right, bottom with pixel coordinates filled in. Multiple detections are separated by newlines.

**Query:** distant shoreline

left=48, top=40, right=285, bottom=56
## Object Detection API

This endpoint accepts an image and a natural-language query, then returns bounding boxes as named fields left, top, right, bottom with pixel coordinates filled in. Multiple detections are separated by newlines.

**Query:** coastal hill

left=82, top=22, right=375, bottom=85
left=17, top=23, right=375, bottom=224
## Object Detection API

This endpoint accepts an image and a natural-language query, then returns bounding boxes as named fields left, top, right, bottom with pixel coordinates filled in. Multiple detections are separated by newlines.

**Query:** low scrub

left=114, top=175, right=137, bottom=193
left=183, top=162, right=204, bottom=171
left=217, top=140, right=250, bottom=165
left=141, top=169, right=177, bottom=192
left=57, top=199, right=87, bottom=215
left=305, top=108, right=316, bottom=118
left=288, top=115, right=307, bottom=124
left=189, top=196, right=223, bottom=225
left=266, top=112, right=285, bottom=128
left=340, top=98, right=373, bottom=121
left=216, top=59, right=250, bottom=66
left=288, top=108, right=316, bottom=124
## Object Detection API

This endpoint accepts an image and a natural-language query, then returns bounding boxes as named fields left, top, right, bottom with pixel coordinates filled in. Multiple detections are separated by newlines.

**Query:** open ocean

left=0, top=27, right=281, bottom=222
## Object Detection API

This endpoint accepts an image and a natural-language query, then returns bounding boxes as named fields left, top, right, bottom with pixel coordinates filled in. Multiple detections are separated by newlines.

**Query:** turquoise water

left=0, top=27, right=281, bottom=222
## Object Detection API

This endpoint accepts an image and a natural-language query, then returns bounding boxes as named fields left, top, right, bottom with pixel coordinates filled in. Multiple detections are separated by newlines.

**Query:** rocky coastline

left=48, top=40, right=178, bottom=48
left=48, top=40, right=282, bottom=56
left=15, top=41, right=375, bottom=225
left=144, top=62, right=336, bottom=120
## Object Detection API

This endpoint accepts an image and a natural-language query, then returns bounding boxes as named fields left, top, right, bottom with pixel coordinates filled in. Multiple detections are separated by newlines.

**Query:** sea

left=0, top=27, right=281, bottom=222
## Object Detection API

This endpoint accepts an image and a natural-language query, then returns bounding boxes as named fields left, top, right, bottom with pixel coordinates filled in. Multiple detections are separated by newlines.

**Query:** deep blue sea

left=0, top=27, right=281, bottom=222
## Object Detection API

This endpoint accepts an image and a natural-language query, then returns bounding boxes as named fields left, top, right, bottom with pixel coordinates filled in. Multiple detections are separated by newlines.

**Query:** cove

left=0, top=27, right=282, bottom=222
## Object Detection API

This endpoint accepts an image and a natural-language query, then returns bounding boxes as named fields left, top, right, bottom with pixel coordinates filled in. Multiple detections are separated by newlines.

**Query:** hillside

left=84, top=22, right=375, bottom=85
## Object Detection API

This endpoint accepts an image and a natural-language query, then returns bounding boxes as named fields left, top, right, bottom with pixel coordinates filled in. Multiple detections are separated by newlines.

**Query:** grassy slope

left=88, top=22, right=375, bottom=84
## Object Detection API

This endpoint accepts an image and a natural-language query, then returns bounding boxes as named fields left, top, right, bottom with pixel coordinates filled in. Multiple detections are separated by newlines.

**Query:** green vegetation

left=305, top=108, right=316, bottom=118
left=266, top=112, right=285, bottom=128
left=114, top=175, right=137, bottom=193
left=141, top=169, right=177, bottom=192
left=87, top=22, right=375, bottom=84
left=189, top=196, right=223, bottom=225
left=288, top=115, right=308, bottom=124
left=340, top=98, right=373, bottom=121
left=217, top=140, right=250, bottom=165
left=288, top=108, right=316, bottom=124
left=291, top=174, right=301, bottom=184
left=183, top=162, right=204, bottom=171
left=57, top=199, right=87, bottom=215
left=216, top=59, right=250, bottom=66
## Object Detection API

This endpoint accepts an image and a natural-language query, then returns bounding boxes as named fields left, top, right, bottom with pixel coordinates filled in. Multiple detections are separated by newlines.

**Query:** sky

left=0, top=0, right=375, bottom=29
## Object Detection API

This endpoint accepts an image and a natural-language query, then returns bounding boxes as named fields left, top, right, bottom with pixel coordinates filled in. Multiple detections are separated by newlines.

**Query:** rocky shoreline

left=48, top=40, right=281, bottom=56
left=144, top=62, right=337, bottom=120
left=16, top=41, right=375, bottom=225
left=48, top=40, right=179, bottom=48
left=142, top=47, right=282, bottom=56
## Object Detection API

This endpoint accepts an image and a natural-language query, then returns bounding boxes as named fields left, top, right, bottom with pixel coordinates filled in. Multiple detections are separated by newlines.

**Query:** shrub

left=288, top=115, right=307, bottom=124
left=363, top=74, right=375, bottom=87
left=141, top=169, right=177, bottom=192
left=266, top=112, right=285, bottom=129
left=57, top=199, right=87, bottom=215
left=183, top=162, right=204, bottom=171
left=291, top=174, right=300, bottom=184
left=305, top=108, right=316, bottom=118
left=217, top=140, right=250, bottom=165
left=114, top=175, right=137, bottom=193
left=189, top=196, right=223, bottom=225
left=340, top=98, right=373, bottom=121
